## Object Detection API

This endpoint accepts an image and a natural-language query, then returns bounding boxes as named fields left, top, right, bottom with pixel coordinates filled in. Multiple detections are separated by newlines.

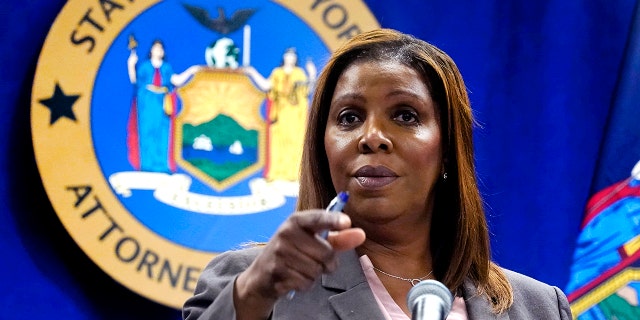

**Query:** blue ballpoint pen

left=318, top=191, right=349, bottom=239
left=286, top=191, right=349, bottom=300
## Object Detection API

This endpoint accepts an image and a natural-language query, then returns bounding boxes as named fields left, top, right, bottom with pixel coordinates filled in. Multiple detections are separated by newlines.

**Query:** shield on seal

left=176, top=69, right=266, bottom=191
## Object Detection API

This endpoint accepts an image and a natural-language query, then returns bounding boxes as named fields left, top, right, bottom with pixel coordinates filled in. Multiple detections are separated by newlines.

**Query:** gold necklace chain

left=372, top=266, right=433, bottom=286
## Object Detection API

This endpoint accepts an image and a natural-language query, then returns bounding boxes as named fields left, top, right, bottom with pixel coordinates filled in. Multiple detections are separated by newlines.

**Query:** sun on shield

left=176, top=70, right=266, bottom=191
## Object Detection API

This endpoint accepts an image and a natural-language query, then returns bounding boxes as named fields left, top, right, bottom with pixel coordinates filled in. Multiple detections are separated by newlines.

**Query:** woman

left=183, top=29, right=572, bottom=319
left=244, top=48, right=317, bottom=182
left=127, top=39, right=200, bottom=173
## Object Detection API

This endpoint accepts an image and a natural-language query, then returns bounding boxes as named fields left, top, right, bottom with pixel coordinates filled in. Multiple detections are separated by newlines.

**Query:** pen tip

left=337, top=191, right=349, bottom=202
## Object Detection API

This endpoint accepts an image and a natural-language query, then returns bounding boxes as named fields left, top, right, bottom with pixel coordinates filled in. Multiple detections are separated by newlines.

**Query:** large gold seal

left=31, top=0, right=379, bottom=309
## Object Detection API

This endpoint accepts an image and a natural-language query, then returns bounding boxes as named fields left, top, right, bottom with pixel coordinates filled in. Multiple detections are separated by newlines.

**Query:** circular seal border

left=31, top=0, right=379, bottom=309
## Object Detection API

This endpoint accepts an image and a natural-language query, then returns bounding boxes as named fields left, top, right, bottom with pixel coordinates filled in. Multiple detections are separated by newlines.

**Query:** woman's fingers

left=290, top=210, right=351, bottom=236
left=327, top=228, right=366, bottom=251
left=244, top=210, right=357, bottom=296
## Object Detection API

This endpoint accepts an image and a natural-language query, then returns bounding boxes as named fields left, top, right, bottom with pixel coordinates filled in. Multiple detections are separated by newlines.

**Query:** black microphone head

left=407, top=280, right=454, bottom=317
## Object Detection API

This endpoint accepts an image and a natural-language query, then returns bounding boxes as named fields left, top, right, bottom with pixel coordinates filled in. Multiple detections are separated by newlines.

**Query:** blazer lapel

left=462, top=279, right=509, bottom=320
left=323, top=250, right=386, bottom=320
left=321, top=253, right=512, bottom=320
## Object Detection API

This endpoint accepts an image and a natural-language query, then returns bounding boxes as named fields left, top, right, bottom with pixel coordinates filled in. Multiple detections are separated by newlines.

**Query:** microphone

left=407, top=280, right=454, bottom=320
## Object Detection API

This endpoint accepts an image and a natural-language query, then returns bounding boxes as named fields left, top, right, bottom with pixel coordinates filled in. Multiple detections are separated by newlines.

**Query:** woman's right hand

left=233, top=210, right=365, bottom=319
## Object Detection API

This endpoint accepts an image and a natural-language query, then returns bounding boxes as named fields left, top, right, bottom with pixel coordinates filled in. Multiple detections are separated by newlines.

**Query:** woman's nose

left=358, top=117, right=393, bottom=153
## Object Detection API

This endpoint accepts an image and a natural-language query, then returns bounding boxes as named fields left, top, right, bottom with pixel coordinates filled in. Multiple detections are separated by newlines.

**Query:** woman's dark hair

left=297, top=28, right=513, bottom=313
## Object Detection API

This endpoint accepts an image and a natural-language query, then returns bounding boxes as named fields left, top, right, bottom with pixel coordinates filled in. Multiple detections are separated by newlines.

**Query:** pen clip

left=319, top=191, right=349, bottom=239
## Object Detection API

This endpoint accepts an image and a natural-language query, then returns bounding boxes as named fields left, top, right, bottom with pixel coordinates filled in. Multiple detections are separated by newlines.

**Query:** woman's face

left=283, top=51, right=297, bottom=66
left=324, top=60, right=442, bottom=225
left=150, top=42, right=165, bottom=59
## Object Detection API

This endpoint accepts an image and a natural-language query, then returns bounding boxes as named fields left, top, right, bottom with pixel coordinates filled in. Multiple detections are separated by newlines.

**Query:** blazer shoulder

left=501, top=268, right=572, bottom=319
left=502, top=268, right=551, bottom=290
left=183, top=247, right=264, bottom=320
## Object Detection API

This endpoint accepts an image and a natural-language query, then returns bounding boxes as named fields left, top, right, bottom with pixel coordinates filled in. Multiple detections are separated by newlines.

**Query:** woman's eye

left=338, top=111, right=361, bottom=125
left=394, top=110, right=419, bottom=123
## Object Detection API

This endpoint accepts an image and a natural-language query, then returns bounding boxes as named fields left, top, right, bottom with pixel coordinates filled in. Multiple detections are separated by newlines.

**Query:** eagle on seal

left=182, top=4, right=257, bottom=35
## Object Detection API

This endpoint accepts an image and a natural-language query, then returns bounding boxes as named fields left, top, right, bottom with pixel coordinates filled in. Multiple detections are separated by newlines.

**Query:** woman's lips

left=354, top=165, right=398, bottom=188
left=355, top=176, right=397, bottom=188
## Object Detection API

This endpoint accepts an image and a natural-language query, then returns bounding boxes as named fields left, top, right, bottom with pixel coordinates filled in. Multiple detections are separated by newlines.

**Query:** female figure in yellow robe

left=244, top=48, right=317, bottom=182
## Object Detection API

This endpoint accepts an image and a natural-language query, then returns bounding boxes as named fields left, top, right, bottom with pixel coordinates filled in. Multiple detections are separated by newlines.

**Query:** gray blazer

left=183, top=247, right=572, bottom=319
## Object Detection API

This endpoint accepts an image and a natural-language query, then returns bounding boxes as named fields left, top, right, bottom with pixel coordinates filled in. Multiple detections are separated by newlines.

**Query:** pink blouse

left=359, top=255, right=468, bottom=320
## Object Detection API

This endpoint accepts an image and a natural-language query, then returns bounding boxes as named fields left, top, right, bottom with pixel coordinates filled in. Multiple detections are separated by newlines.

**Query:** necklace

left=372, top=266, right=433, bottom=286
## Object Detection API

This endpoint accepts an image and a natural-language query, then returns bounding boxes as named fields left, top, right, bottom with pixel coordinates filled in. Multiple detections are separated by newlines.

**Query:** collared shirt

left=359, top=255, right=469, bottom=320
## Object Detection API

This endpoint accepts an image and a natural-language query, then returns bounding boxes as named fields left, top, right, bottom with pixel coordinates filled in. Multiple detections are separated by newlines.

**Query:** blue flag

left=566, top=1, right=640, bottom=318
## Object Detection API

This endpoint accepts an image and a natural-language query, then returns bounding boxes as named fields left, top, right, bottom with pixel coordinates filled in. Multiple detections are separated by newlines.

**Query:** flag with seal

left=566, top=1, right=640, bottom=318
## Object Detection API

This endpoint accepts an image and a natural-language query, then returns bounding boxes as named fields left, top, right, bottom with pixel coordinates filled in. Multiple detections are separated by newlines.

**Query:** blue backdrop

left=1, top=0, right=637, bottom=318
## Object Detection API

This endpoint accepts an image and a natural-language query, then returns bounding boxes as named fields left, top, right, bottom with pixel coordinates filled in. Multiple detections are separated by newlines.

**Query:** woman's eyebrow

left=331, top=92, right=366, bottom=104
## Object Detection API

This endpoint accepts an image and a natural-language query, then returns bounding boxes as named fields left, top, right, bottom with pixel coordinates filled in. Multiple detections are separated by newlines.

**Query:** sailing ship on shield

left=109, top=4, right=317, bottom=215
